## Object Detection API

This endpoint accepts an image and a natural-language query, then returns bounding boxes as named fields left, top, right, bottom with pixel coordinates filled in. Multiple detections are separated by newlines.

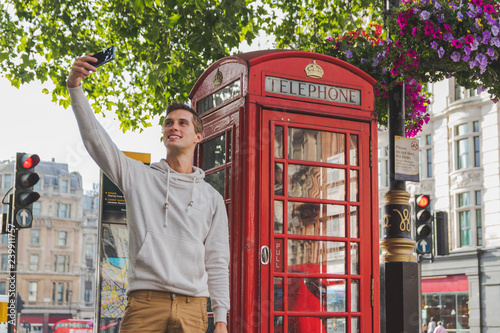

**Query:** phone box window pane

left=202, top=134, right=226, bottom=170
left=350, top=135, right=358, bottom=166
left=288, top=165, right=345, bottom=201
left=288, top=240, right=345, bottom=275
left=275, top=126, right=284, bottom=159
left=288, top=128, right=345, bottom=165
left=288, top=202, right=345, bottom=237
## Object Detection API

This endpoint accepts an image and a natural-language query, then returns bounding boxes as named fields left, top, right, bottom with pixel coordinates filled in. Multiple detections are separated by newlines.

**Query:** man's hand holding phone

left=67, top=47, right=115, bottom=88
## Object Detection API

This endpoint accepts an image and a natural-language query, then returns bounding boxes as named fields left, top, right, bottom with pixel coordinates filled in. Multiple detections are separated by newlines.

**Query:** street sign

left=15, top=209, right=32, bottom=228
left=416, top=239, right=431, bottom=254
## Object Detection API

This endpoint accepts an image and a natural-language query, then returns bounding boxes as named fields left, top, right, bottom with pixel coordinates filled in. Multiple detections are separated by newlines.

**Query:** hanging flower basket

left=312, top=0, right=500, bottom=137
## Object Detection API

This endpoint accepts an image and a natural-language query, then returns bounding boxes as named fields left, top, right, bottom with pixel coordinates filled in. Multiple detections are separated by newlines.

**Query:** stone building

left=0, top=158, right=98, bottom=332
left=379, top=79, right=500, bottom=333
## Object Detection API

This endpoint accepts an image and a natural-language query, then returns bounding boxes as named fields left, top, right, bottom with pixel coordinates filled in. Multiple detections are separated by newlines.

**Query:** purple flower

left=467, top=11, right=475, bottom=18
left=372, top=58, right=379, bottom=67
left=487, top=48, right=495, bottom=57
left=471, top=38, right=480, bottom=51
left=451, top=51, right=461, bottom=62
left=345, top=50, right=353, bottom=58
left=492, top=37, right=500, bottom=47
left=431, top=41, right=439, bottom=49
left=420, top=10, right=430, bottom=20
left=462, top=53, right=470, bottom=61
left=457, top=12, right=464, bottom=20
left=477, top=86, right=486, bottom=94
left=476, top=53, right=488, bottom=68
left=468, top=3, right=475, bottom=11
left=438, top=14, right=445, bottom=23
left=438, top=47, right=445, bottom=58
left=464, top=45, right=472, bottom=55
left=443, top=33, right=453, bottom=42
left=469, top=60, right=478, bottom=69
left=435, top=1, right=441, bottom=10
left=483, top=31, right=492, bottom=43
left=493, top=25, right=500, bottom=37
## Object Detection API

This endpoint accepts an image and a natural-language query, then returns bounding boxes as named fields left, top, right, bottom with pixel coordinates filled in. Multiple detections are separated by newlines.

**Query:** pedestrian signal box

left=415, top=194, right=433, bottom=254
left=190, top=50, right=379, bottom=333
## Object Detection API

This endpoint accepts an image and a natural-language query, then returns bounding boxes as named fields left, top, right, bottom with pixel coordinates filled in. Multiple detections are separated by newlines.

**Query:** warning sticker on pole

left=395, top=135, right=420, bottom=182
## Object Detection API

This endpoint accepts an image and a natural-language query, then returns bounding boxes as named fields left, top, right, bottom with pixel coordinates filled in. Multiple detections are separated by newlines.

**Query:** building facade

left=0, top=158, right=98, bottom=332
left=379, top=79, right=500, bottom=333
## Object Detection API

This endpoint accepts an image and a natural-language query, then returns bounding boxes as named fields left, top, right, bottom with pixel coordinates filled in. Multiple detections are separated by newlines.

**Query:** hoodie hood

left=151, top=159, right=206, bottom=183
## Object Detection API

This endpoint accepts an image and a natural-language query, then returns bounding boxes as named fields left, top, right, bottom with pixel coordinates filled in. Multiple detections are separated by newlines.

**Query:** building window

left=453, top=122, right=480, bottom=170
left=1, top=235, right=8, bottom=245
left=454, top=80, right=465, bottom=101
left=61, top=180, right=68, bottom=193
left=32, top=202, right=41, bottom=217
left=475, top=191, right=483, bottom=246
left=29, top=254, right=39, bottom=271
left=57, top=203, right=71, bottom=218
left=422, top=292, right=469, bottom=331
left=58, top=231, right=67, bottom=246
left=4, top=174, right=12, bottom=189
left=31, top=230, right=40, bottom=244
left=54, top=255, right=70, bottom=273
left=28, top=282, right=38, bottom=302
left=1, top=254, right=7, bottom=271
left=0, top=282, right=5, bottom=295
left=456, top=191, right=482, bottom=248
left=378, top=146, right=389, bottom=188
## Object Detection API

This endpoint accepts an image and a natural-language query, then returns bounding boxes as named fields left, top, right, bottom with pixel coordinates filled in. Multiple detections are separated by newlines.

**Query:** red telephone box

left=190, top=50, right=379, bottom=333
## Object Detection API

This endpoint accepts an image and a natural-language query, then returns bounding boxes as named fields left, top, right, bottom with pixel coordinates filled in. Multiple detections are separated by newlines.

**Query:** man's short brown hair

left=165, top=103, right=203, bottom=134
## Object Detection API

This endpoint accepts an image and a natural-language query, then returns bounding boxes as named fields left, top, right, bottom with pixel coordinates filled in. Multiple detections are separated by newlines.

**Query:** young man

left=67, top=55, right=229, bottom=333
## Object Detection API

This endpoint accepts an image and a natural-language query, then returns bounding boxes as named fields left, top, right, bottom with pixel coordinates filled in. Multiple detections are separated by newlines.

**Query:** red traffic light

left=416, top=195, right=430, bottom=208
left=21, top=154, right=40, bottom=169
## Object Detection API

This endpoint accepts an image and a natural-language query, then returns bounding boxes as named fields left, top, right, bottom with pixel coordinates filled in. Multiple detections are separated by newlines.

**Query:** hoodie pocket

left=133, top=232, right=206, bottom=293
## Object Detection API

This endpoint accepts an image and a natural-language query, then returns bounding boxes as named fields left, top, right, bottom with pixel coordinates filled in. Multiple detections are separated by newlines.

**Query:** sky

left=0, top=35, right=273, bottom=191
left=0, top=76, right=167, bottom=191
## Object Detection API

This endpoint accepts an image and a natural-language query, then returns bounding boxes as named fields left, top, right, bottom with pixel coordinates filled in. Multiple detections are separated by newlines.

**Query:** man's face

left=162, top=109, right=203, bottom=152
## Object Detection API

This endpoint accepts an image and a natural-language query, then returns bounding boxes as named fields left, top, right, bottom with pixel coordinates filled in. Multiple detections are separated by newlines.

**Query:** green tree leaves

left=0, top=0, right=259, bottom=131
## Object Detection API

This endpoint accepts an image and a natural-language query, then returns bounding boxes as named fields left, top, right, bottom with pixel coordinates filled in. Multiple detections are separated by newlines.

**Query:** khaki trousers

left=119, top=290, right=208, bottom=333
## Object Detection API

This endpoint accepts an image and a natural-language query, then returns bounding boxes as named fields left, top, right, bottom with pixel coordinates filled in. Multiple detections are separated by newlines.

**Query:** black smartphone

left=89, top=46, right=115, bottom=67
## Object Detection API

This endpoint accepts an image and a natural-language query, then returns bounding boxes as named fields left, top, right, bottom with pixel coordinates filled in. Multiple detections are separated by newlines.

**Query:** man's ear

left=195, top=132, right=203, bottom=144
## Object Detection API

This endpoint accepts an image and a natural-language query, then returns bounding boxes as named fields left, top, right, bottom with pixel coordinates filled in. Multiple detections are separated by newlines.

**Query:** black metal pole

left=7, top=194, right=18, bottom=333
left=379, top=1, right=420, bottom=332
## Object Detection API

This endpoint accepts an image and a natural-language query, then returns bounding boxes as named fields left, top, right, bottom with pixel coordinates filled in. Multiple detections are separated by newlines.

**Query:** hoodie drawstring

left=186, top=176, right=197, bottom=212
left=164, top=169, right=171, bottom=227
left=164, top=170, right=198, bottom=227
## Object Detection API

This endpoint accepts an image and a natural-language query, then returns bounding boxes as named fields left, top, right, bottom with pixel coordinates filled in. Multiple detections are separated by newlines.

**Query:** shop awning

left=19, top=316, right=43, bottom=324
left=422, top=275, right=469, bottom=293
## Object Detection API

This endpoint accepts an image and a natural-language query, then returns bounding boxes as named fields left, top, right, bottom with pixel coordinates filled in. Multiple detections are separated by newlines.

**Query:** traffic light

left=16, top=293, right=24, bottom=313
left=414, top=194, right=432, bottom=254
left=13, top=153, right=40, bottom=228
left=435, top=211, right=450, bottom=255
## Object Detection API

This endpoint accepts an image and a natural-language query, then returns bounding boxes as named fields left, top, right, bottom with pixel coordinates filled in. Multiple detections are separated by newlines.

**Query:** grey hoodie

left=69, top=85, right=230, bottom=324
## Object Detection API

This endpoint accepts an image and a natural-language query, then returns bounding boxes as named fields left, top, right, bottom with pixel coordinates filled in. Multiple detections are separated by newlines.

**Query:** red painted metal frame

left=260, top=110, right=374, bottom=333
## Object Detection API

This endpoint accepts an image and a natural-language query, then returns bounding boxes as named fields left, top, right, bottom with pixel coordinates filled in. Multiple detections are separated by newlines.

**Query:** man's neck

left=165, top=153, right=194, bottom=174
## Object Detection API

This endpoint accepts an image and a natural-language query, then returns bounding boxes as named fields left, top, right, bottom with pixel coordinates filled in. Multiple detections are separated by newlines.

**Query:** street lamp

left=68, top=290, right=73, bottom=318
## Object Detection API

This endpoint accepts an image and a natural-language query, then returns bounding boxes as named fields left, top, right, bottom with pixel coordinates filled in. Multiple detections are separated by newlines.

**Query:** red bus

left=53, top=319, right=93, bottom=333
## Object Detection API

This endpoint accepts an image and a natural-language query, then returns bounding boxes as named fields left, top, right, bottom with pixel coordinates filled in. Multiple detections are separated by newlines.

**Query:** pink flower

left=444, top=24, right=452, bottom=33
left=412, top=27, right=419, bottom=36
left=433, top=30, right=443, bottom=40
left=465, top=34, right=474, bottom=44
left=424, top=22, right=434, bottom=35
left=407, top=49, right=418, bottom=58
left=452, top=39, right=463, bottom=48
